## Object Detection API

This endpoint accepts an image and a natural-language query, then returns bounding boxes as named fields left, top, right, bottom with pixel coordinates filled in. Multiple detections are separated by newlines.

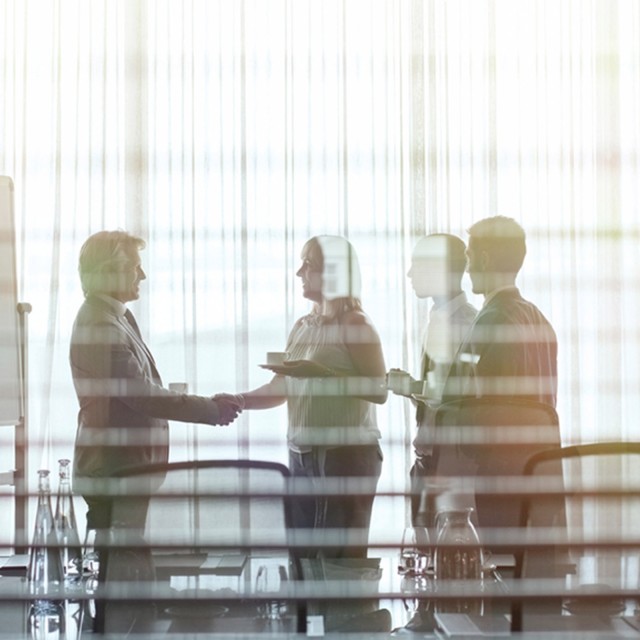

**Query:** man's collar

left=92, top=293, right=127, bottom=317
left=431, top=291, right=469, bottom=316
left=482, top=285, right=519, bottom=308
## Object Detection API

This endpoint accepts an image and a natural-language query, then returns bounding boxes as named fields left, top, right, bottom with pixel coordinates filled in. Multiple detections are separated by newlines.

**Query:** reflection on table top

left=3, top=552, right=640, bottom=637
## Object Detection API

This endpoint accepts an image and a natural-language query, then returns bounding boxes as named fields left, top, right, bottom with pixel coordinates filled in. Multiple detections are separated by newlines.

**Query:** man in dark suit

left=70, top=230, right=243, bottom=531
left=435, top=216, right=559, bottom=538
left=443, top=216, right=557, bottom=406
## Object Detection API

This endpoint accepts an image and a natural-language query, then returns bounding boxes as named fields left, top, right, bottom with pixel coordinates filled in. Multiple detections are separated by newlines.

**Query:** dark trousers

left=83, top=496, right=155, bottom=634
left=409, top=453, right=437, bottom=528
left=289, top=444, right=383, bottom=559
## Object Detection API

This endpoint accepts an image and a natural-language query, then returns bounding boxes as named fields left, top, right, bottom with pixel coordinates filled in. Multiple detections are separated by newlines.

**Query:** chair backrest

left=100, top=460, right=304, bottom=634
left=517, top=442, right=640, bottom=577
left=511, top=442, right=640, bottom=632
left=434, top=398, right=563, bottom=540
left=111, top=459, right=294, bottom=556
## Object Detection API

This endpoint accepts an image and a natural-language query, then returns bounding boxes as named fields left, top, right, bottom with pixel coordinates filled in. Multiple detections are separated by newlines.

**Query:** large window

left=1, top=0, right=639, bottom=550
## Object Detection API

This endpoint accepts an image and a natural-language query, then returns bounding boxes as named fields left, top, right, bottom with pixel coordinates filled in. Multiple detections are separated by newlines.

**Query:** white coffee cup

left=387, top=370, right=412, bottom=395
left=169, top=382, right=189, bottom=393
left=266, top=352, right=289, bottom=366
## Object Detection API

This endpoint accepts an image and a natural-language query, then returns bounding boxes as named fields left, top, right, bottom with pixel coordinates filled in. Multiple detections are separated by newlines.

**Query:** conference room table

left=2, top=551, right=640, bottom=637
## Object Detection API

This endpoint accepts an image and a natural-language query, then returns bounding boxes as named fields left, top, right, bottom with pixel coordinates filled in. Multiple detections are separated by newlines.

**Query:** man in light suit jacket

left=71, top=230, right=244, bottom=632
left=70, top=230, right=243, bottom=532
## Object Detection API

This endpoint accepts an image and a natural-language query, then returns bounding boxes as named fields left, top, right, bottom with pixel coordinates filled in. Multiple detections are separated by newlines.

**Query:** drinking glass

left=398, top=526, right=431, bottom=577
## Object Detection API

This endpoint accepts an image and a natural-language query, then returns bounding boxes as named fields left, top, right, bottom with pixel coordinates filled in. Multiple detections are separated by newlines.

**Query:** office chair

left=99, top=459, right=304, bottom=634
left=512, top=442, right=640, bottom=632
left=433, top=398, right=563, bottom=546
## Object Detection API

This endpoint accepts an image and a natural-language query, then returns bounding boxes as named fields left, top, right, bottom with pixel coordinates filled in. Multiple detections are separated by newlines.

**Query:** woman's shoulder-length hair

left=307, top=235, right=364, bottom=322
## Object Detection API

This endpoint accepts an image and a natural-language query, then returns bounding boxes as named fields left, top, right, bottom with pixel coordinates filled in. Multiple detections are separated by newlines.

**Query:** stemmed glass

left=255, top=564, right=285, bottom=621
left=81, top=528, right=101, bottom=623
left=398, top=526, right=433, bottom=626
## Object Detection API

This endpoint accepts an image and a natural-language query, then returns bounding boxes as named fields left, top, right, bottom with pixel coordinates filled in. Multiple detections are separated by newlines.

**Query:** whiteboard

left=0, top=176, right=22, bottom=425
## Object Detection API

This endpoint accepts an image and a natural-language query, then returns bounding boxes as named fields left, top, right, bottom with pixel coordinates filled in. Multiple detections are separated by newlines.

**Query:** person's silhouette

left=387, top=234, right=476, bottom=525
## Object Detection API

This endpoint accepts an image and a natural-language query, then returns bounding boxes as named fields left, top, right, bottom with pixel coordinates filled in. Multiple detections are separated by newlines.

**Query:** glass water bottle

left=54, top=459, right=85, bottom=639
left=27, top=469, right=65, bottom=640
left=433, top=508, right=484, bottom=614
left=53, top=459, right=82, bottom=583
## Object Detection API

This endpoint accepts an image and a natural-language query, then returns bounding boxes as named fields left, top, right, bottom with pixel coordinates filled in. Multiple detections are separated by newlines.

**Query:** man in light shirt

left=388, top=233, right=477, bottom=525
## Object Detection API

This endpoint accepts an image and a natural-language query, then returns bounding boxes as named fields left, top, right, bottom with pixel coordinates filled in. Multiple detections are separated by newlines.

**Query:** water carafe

left=434, top=507, right=483, bottom=614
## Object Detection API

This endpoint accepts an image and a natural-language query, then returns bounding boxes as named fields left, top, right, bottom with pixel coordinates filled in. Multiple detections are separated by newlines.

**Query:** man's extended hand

left=212, top=393, right=244, bottom=425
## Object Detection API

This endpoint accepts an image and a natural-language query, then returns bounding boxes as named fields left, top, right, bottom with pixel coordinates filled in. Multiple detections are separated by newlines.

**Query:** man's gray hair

left=78, top=230, right=145, bottom=296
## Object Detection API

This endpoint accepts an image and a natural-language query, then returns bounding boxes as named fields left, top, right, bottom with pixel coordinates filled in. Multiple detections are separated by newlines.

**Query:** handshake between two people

left=212, top=392, right=246, bottom=426
left=208, top=357, right=339, bottom=426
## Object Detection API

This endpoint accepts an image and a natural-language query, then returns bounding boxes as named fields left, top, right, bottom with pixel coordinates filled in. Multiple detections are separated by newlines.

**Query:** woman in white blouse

left=227, top=235, right=387, bottom=558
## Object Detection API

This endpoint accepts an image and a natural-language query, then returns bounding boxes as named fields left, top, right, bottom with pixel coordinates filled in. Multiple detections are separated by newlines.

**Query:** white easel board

left=0, top=176, right=21, bottom=426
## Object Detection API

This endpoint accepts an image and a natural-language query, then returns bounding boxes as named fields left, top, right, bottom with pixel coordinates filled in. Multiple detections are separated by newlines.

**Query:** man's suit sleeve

left=72, top=318, right=222, bottom=425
